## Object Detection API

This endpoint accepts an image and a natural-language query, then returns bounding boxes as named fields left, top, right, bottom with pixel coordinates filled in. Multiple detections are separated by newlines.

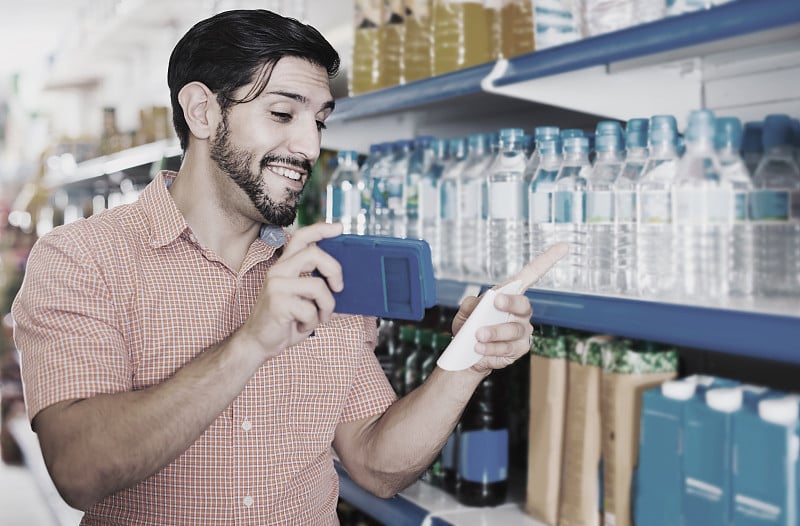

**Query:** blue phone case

left=316, top=235, right=436, bottom=320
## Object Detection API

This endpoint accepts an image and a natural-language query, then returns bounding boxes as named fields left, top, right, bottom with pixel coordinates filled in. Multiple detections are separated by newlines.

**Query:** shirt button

left=241, top=420, right=252, bottom=432
left=243, top=495, right=254, bottom=507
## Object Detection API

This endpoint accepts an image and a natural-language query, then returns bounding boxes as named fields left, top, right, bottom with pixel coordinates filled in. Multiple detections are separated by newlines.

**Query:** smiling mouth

left=268, top=165, right=305, bottom=182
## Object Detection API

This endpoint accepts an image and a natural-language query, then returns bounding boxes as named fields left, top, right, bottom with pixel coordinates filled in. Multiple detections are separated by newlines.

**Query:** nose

left=286, top=115, right=321, bottom=165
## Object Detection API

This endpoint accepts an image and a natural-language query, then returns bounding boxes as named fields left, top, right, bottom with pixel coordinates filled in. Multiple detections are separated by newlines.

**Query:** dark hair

left=167, top=9, right=340, bottom=150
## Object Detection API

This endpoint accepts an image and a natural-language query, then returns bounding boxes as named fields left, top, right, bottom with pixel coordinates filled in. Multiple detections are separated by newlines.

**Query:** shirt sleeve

left=11, top=226, right=131, bottom=423
left=339, top=316, right=397, bottom=423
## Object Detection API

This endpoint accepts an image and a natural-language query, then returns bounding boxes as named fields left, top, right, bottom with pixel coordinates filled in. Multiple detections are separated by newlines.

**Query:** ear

left=177, top=81, right=220, bottom=143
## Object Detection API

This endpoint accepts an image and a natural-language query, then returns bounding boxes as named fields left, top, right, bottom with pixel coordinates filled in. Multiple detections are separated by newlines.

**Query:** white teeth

left=271, top=166, right=302, bottom=181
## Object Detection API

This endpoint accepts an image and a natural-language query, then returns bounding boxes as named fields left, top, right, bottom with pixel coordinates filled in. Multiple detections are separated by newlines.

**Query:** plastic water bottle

left=551, top=136, right=591, bottom=289
left=615, top=118, right=649, bottom=294
left=741, top=121, right=763, bottom=177
left=525, top=126, right=561, bottom=187
left=359, top=143, right=390, bottom=235
left=585, top=129, right=624, bottom=292
left=528, top=137, right=563, bottom=288
left=673, top=110, right=733, bottom=301
left=458, top=133, right=493, bottom=281
left=325, top=150, right=362, bottom=234
left=368, top=142, right=397, bottom=237
left=418, top=139, right=449, bottom=270
left=584, top=0, right=634, bottom=37
left=716, top=117, right=755, bottom=298
left=637, top=115, right=680, bottom=298
left=405, top=136, right=437, bottom=240
left=486, top=128, right=529, bottom=282
left=634, top=0, right=666, bottom=24
left=386, top=139, right=413, bottom=238
left=438, top=137, right=468, bottom=279
left=751, top=114, right=800, bottom=298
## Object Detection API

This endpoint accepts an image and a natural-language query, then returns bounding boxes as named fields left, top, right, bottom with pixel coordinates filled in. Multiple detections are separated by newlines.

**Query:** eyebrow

left=267, top=90, right=336, bottom=112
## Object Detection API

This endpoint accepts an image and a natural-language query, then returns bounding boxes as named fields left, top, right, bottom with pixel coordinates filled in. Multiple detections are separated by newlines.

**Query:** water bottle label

left=361, top=185, right=372, bottom=211
left=440, top=182, right=457, bottom=220
left=586, top=190, right=614, bottom=224
left=734, top=192, right=747, bottom=222
left=749, top=189, right=799, bottom=222
left=639, top=190, right=671, bottom=224
left=372, top=180, right=388, bottom=209
left=387, top=177, right=404, bottom=211
left=529, top=191, right=552, bottom=224
left=458, top=428, right=508, bottom=483
left=420, top=179, right=438, bottom=219
left=330, top=187, right=343, bottom=220
left=706, top=188, right=734, bottom=224
left=488, top=181, right=524, bottom=219
left=553, top=190, right=585, bottom=224
left=406, top=177, right=420, bottom=214
left=616, top=190, right=636, bottom=222
left=460, top=181, right=480, bottom=218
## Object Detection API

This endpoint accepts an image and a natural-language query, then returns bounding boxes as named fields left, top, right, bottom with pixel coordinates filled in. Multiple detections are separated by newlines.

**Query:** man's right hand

left=241, top=221, right=344, bottom=360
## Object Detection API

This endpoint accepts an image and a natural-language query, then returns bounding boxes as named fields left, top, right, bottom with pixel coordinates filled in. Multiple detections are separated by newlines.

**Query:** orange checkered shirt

left=12, top=171, right=397, bottom=525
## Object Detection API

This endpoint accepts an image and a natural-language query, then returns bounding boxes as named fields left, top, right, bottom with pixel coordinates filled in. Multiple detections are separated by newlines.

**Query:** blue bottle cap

left=538, top=138, right=560, bottom=156
left=431, top=138, right=447, bottom=157
left=563, top=137, right=590, bottom=153
left=625, top=118, right=649, bottom=149
left=595, top=133, right=622, bottom=152
left=467, top=132, right=490, bottom=151
left=413, top=135, right=436, bottom=149
left=338, top=150, right=359, bottom=163
left=649, top=115, right=678, bottom=146
left=685, top=109, right=716, bottom=143
left=448, top=137, right=468, bottom=158
left=714, top=117, right=742, bottom=150
left=741, top=122, right=763, bottom=154
left=534, top=126, right=560, bottom=141
left=762, top=114, right=792, bottom=149
left=595, top=120, right=623, bottom=138
left=369, top=143, right=383, bottom=154
left=561, top=128, right=584, bottom=140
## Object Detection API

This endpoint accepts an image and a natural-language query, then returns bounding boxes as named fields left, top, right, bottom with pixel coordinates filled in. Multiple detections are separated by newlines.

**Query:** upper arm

left=11, top=230, right=131, bottom=423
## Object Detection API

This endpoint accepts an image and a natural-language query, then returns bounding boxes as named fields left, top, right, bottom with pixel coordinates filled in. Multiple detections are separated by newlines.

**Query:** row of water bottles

left=325, top=111, right=800, bottom=301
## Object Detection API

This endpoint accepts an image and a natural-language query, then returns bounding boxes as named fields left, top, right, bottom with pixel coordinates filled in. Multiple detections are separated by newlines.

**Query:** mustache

left=260, top=154, right=313, bottom=176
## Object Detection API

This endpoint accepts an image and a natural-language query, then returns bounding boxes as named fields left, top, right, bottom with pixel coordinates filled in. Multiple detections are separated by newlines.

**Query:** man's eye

left=316, top=121, right=327, bottom=131
left=271, top=112, right=292, bottom=122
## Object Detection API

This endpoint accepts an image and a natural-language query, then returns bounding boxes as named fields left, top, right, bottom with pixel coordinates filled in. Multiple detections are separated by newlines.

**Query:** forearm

left=37, top=330, right=265, bottom=509
left=346, top=367, right=489, bottom=496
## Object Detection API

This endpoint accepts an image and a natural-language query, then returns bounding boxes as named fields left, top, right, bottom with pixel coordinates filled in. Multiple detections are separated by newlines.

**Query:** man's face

left=209, top=56, right=334, bottom=226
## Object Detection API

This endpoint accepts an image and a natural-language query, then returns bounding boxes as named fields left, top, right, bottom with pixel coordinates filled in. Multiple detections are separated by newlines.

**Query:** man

left=12, top=9, right=563, bottom=525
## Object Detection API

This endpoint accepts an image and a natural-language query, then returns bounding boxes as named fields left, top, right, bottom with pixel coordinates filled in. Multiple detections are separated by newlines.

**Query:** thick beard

left=209, top=116, right=307, bottom=227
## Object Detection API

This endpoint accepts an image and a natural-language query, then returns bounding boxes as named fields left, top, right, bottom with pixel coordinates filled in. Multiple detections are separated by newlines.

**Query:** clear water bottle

left=458, top=133, right=493, bottom=281
left=359, top=143, right=390, bottom=235
left=634, top=0, right=666, bottom=24
left=751, top=114, right=800, bottom=297
left=615, top=118, right=649, bottom=294
left=585, top=130, right=624, bottom=292
left=551, top=136, right=591, bottom=289
left=419, top=139, right=449, bottom=269
left=325, top=150, right=362, bottom=234
left=673, top=110, right=730, bottom=301
left=387, top=139, right=413, bottom=238
left=525, top=126, right=561, bottom=188
left=741, top=122, right=763, bottom=177
left=405, top=136, right=437, bottom=240
left=637, top=115, right=680, bottom=298
left=368, top=142, right=398, bottom=237
left=528, top=137, right=563, bottom=288
left=438, top=137, right=468, bottom=279
left=716, top=117, right=754, bottom=298
left=584, top=0, right=634, bottom=37
left=486, top=128, right=529, bottom=283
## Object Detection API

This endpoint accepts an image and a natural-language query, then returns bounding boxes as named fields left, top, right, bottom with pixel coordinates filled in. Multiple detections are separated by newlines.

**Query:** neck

left=170, top=147, right=263, bottom=272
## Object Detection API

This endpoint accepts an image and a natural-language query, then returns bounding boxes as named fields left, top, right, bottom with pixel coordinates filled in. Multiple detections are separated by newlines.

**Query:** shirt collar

left=142, top=170, right=288, bottom=250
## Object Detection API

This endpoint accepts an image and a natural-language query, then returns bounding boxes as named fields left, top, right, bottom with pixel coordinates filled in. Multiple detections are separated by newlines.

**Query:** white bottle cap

left=759, top=397, right=800, bottom=426
left=706, top=388, right=743, bottom=413
left=684, top=374, right=715, bottom=387
left=662, top=380, right=697, bottom=401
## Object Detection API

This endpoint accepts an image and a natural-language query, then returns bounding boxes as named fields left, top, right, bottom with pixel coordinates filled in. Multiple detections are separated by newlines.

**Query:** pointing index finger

left=498, top=242, right=569, bottom=293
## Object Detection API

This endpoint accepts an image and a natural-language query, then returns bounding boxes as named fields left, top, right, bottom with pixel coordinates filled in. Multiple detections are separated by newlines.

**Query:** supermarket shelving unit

left=22, top=1, right=800, bottom=524
left=324, top=0, right=800, bottom=523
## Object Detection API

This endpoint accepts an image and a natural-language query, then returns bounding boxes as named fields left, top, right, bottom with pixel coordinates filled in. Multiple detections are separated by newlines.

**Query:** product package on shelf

left=526, top=325, right=568, bottom=526
left=432, top=0, right=493, bottom=76
left=380, top=0, right=406, bottom=88
left=559, top=333, right=604, bottom=526
left=532, top=0, right=582, bottom=50
left=600, top=340, right=678, bottom=526
left=403, top=0, right=434, bottom=83
left=351, top=0, right=384, bottom=95
left=500, top=0, right=535, bottom=58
